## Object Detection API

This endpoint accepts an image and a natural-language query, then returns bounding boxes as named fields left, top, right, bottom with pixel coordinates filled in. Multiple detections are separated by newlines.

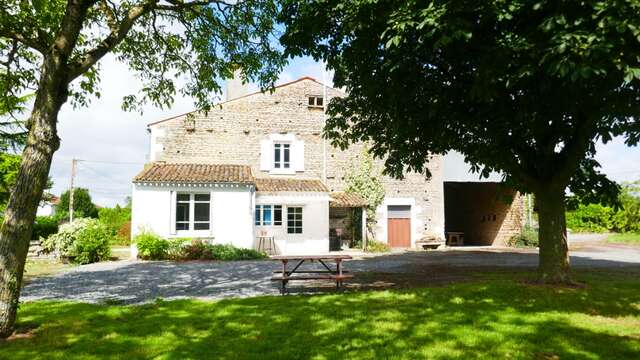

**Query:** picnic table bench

left=270, top=255, right=353, bottom=294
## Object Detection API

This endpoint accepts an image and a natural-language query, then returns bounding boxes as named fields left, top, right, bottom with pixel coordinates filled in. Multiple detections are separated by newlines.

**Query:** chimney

left=226, top=69, right=249, bottom=101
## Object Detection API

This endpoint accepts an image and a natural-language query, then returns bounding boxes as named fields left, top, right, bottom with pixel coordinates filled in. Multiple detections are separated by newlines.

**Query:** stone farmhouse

left=131, top=77, right=524, bottom=254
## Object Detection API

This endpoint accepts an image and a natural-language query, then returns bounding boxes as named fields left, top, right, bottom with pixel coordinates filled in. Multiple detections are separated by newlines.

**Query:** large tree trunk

left=0, top=59, right=65, bottom=337
left=535, top=186, right=570, bottom=284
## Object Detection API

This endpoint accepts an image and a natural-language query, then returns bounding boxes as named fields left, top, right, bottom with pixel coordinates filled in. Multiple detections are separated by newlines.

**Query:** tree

left=280, top=0, right=640, bottom=283
left=0, top=153, right=21, bottom=213
left=0, top=0, right=284, bottom=337
left=344, top=148, right=385, bottom=248
left=57, top=188, right=98, bottom=220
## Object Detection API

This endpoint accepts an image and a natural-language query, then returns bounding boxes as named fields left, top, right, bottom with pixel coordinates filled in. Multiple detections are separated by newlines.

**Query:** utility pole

left=69, top=158, right=77, bottom=223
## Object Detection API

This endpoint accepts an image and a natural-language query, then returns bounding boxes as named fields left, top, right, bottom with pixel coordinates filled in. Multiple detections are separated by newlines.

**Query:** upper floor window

left=274, top=142, right=290, bottom=169
left=176, top=193, right=210, bottom=231
left=308, top=96, right=323, bottom=108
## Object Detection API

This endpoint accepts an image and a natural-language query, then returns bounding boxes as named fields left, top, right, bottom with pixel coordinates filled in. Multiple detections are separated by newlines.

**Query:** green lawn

left=4, top=270, right=640, bottom=359
left=607, top=233, right=640, bottom=245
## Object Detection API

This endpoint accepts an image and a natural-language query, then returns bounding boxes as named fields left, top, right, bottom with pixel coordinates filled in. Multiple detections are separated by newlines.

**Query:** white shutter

left=292, top=140, right=305, bottom=172
left=169, top=190, right=177, bottom=235
left=259, top=139, right=272, bottom=171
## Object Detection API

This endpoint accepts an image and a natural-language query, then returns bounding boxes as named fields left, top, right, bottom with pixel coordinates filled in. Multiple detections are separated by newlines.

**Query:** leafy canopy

left=0, top=0, right=285, bottom=115
left=280, top=0, right=640, bottom=201
left=58, top=187, right=98, bottom=219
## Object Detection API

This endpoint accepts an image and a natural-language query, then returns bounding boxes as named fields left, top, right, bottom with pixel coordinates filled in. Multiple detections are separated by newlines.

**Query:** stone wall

left=149, top=77, right=446, bottom=242
left=443, top=182, right=525, bottom=246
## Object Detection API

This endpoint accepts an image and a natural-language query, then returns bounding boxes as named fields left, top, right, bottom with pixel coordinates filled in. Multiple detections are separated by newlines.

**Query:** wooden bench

left=270, top=255, right=353, bottom=294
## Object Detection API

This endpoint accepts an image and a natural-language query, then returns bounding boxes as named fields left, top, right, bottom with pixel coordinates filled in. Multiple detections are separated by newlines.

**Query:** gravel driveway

left=22, top=243, right=640, bottom=304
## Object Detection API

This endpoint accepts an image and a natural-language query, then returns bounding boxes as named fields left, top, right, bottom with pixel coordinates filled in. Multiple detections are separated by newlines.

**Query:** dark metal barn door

left=387, top=205, right=411, bottom=248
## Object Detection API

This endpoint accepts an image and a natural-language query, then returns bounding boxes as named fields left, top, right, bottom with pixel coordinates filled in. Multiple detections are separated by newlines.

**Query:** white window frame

left=255, top=205, right=283, bottom=226
left=287, top=206, right=303, bottom=234
left=176, top=192, right=211, bottom=233
left=273, top=142, right=291, bottom=170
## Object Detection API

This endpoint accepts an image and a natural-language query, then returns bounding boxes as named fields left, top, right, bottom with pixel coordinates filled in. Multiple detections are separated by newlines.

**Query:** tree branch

left=0, top=22, right=47, bottom=53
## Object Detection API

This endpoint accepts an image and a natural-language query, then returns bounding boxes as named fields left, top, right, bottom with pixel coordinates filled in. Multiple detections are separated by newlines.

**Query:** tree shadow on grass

left=4, top=274, right=640, bottom=359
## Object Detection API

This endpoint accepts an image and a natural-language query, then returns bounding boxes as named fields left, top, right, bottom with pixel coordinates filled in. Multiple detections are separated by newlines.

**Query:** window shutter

left=169, top=191, right=177, bottom=235
left=259, top=139, right=272, bottom=171
left=292, top=140, right=305, bottom=172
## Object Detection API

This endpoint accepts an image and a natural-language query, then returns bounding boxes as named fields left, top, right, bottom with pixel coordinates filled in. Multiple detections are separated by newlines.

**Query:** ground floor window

left=287, top=207, right=303, bottom=234
left=255, top=205, right=283, bottom=226
left=176, top=193, right=210, bottom=231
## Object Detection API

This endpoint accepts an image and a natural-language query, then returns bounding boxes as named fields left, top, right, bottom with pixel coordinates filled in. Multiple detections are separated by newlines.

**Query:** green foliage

left=508, top=226, right=539, bottom=248
left=31, top=216, right=58, bottom=240
left=72, top=223, right=112, bottom=265
left=365, top=240, right=391, bottom=253
left=566, top=181, right=640, bottom=233
left=41, top=218, right=112, bottom=264
left=98, top=205, right=131, bottom=244
left=0, top=152, right=21, bottom=212
left=566, top=203, right=615, bottom=233
left=344, top=148, right=385, bottom=239
left=57, top=188, right=98, bottom=220
left=181, top=241, right=267, bottom=261
left=134, top=232, right=169, bottom=261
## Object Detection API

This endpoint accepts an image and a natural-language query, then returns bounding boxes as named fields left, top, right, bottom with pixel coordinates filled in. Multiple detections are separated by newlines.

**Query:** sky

left=48, top=55, right=640, bottom=207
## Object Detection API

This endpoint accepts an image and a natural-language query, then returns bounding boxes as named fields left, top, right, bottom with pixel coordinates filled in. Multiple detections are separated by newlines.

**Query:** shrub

left=365, top=239, right=391, bottom=253
left=72, top=222, right=112, bottom=264
left=182, top=240, right=267, bottom=261
left=135, top=232, right=169, bottom=260
left=32, top=216, right=58, bottom=240
left=41, top=218, right=112, bottom=264
left=166, top=238, right=191, bottom=260
left=508, top=226, right=539, bottom=248
left=99, top=206, right=131, bottom=244
left=566, top=203, right=615, bottom=233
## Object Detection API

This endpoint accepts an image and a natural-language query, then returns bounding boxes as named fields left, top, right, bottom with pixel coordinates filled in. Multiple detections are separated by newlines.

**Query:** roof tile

left=133, top=163, right=254, bottom=184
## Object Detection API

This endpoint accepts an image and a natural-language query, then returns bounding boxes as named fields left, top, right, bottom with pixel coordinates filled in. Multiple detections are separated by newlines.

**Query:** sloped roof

left=329, top=192, right=368, bottom=208
left=133, top=163, right=254, bottom=184
left=255, top=178, right=329, bottom=193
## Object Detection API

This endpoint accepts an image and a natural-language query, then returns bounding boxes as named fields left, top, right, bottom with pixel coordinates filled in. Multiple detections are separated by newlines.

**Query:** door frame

left=382, top=198, right=415, bottom=248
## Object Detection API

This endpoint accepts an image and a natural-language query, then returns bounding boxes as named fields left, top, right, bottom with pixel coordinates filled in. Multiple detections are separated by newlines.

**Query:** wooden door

left=387, top=218, right=411, bottom=248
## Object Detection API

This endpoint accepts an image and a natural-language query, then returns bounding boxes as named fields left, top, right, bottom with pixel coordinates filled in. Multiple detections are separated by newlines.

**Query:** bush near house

left=134, top=232, right=169, bottom=260
left=133, top=235, right=266, bottom=261
left=41, top=218, right=112, bottom=264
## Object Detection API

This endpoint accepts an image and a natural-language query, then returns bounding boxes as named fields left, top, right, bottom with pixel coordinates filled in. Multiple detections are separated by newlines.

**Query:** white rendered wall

left=255, top=193, right=329, bottom=255
left=131, top=184, right=254, bottom=249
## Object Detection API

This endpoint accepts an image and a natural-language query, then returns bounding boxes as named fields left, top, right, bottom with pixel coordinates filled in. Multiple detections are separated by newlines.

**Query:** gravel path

left=22, top=244, right=640, bottom=304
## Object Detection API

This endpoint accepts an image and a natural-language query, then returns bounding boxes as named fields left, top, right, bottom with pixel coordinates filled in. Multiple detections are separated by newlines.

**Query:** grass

left=607, top=233, right=640, bottom=245
left=3, top=270, right=640, bottom=359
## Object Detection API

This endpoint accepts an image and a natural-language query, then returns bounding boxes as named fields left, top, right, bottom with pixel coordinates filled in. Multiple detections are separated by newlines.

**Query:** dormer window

left=308, top=96, right=323, bottom=108
left=274, top=142, right=290, bottom=169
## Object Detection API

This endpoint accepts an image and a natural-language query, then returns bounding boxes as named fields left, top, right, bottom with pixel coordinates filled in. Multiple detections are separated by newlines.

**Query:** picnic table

left=270, top=254, right=353, bottom=294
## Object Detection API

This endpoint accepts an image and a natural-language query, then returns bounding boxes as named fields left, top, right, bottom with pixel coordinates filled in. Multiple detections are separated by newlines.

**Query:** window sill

left=269, top=168, right=297, bottom=175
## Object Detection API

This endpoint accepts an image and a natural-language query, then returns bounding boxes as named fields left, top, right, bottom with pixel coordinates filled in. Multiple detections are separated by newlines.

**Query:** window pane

left=194, top=223, right=209, bottom=230
left=283, top=144, right=290, bottom=168
left=176, top=202, right=189, bottom=222
left=263, top=205, right=272, bottom=225
left=195, top=194, right=210, bottom=202
left=316, top=97, right=323, bottom=106
left=176, top=222, right=189, bottom=231
left=274, top=145, right=281, bottom=168
left=177, top=194, right=190, bottom=202
left=274, top=205, right=282, bottom=225
left=255, top=205, right=261, bottom=225
left=194, top=202, right=209, bottom=222
left=308, top=97, right=315, bottom=106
